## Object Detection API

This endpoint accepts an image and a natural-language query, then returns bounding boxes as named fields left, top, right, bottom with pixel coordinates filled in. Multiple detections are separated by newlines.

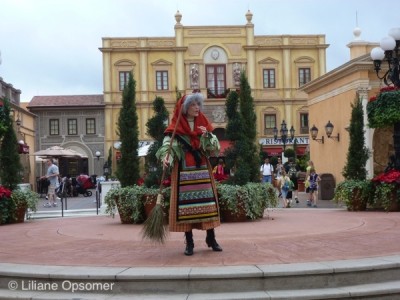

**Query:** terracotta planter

left=298, top=180, right=305, bottom=192
left=143, top=194, right=157, bottom=218
left=13, top=205, right=27, bottom=223
left=388, top=191, right=400, bottom=212
left=142, top=194, right=169, bottom=223
left=115, top=197, right=134, bottom=224
left=220, top=205, right=247, bottom=223
left=348, top=188, right=367, bottom=211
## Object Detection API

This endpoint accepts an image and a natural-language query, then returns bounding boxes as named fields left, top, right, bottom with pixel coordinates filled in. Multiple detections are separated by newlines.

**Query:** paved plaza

left=0, top=192, right=399, bottom=268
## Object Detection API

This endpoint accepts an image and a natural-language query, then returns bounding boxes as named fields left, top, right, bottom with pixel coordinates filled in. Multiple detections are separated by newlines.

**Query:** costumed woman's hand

left=198, top=126, right=208, bottom=136
left=163, top=155, right=170, bottom=169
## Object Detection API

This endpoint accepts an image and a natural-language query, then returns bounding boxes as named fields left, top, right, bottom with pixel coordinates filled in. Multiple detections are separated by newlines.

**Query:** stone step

left=0, top=256, right=399, bottom=299
left=27, top=208, right=99, bottom=219
left=1, top=281, right=399, bottom=299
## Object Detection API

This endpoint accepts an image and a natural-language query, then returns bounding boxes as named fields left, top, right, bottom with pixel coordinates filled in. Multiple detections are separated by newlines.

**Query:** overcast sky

left=0, top=0, right=398, bottom=102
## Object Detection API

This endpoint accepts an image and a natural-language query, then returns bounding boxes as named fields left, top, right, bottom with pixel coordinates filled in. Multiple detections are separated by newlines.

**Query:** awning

left=296, top=146, right=308, bottom=156
left=263, top=147, right=283, bottom=157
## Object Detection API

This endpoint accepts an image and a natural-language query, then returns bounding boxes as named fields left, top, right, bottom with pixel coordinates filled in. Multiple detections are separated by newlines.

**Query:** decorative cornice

left=308, top=79, right=371, bottom=106
left=302, top=54, right=373, bottom=93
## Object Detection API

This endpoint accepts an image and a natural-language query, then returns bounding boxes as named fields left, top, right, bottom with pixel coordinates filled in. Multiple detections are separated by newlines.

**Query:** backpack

left=283, top=178, right=293, bottom=191
left=288, top=163, right=298, bottom=179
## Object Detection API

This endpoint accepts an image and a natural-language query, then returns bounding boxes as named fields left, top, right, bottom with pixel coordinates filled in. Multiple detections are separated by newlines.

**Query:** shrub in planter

left=104, top=186, right=146, bottom=224
left=333, top=180, right=373, bottom=211
left=217, top=182, right=278, bottom=222
left=104, top=185, right=171, bottom=224
left=11, top=189, right=40, bottom=222
left=370, top=170, right=400, bottom=212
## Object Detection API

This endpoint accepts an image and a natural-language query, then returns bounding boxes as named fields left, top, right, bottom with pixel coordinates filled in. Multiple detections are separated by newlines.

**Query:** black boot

left=184, top=231, right=194, bottom=256
left=206, top=229, right=223, bottom=252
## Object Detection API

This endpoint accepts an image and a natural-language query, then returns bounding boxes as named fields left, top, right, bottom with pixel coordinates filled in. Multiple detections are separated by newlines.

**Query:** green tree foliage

left=115, top=73, right=140, bottom=187
left=224, top=72, right=259, bottom=185
left=0, top=98, right=22, bottom=190
left=342, top=95, right=369, bottom=180
left=144, top=96, right=169, bottom=187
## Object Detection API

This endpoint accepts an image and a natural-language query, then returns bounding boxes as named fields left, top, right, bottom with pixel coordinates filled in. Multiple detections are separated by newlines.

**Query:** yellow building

left=0, top=78, right=36, bottom=189
left=99, top=10, right=328, bottom=171
left=302, top=28, right=387, bottom=183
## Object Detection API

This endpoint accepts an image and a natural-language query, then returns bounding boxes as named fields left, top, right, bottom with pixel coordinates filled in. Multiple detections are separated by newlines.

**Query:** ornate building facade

left=99, top=10, right=328, bottom=171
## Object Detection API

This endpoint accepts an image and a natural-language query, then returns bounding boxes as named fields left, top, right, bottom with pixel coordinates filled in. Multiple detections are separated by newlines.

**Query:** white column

left=359, top=87, right=374, bottom=178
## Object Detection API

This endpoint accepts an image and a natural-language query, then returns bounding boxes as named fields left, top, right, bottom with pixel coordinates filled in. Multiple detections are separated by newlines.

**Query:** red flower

left=0, top=186, right=12, bottom=199
left=137, top=178, right=144, bottom=186
left=372, top=170, right=400, bottom=184
left=369, top=96, right=377, bottom=102
left=162, top=178, right=171, bottom=187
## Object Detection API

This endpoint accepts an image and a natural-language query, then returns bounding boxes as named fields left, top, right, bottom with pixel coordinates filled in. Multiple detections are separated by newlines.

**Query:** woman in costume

left=156, top=93, right=222, bottom=256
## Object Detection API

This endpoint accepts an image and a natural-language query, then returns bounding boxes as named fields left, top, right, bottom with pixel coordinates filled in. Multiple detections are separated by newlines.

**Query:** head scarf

left=165, top=94, right=213, bottom=150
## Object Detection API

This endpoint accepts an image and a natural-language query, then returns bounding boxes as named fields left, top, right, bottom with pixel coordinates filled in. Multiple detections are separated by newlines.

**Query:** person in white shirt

left=260, top=157, right=274, bottom=184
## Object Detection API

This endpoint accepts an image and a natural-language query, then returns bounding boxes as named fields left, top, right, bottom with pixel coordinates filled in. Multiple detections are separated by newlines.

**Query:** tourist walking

left=308, top=167, right=321, bottom=208
left=275, top=157, right=284, bottom=197
left=280, top=170, right=293, bottom=208
left=41, top=158, right=59, bottom=207
left=260, top=157, right=274, bottom=184
left=285, top=157, right=300, bottom=203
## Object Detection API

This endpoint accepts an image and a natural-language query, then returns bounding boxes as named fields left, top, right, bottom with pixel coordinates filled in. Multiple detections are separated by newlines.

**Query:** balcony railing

left=207, top=88, right=231, bottom=99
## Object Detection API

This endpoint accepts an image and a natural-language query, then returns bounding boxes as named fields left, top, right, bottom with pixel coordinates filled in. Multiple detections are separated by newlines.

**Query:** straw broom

left=141, top=101, right=184, bottom=244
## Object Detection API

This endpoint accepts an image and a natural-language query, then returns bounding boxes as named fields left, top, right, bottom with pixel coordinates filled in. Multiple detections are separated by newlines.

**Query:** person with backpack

left=284, top=157, right=300, bottom=203
left=308, top=167, right=321, bottom=208
left=280, top=170, right=293, bottom=208
left=260, top=157, right=274, bottom=184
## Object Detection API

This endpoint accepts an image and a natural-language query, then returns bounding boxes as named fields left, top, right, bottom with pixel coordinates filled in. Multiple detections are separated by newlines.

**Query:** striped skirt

left=168, top=152, right=220, bottom=232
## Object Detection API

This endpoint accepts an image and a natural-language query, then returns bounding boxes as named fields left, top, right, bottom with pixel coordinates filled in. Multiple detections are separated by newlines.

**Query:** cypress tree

left=224, top=72, right=259, bottom=184
left=115, top=73, right=140, bottom=187
left=0, top=98, right=22, bottom=190
left=342, top=95, right=369, bottom=180
left=144, top=96, right=169, bottom=188
left=238, top=72, right=260, bottom=183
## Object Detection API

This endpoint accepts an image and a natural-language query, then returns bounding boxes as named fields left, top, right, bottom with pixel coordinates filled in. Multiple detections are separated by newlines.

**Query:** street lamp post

left=103, top=161, right=109, bottom=181
left=370, top=27, right=400, bottom=170
left=273, top=120, right=295, bottom=151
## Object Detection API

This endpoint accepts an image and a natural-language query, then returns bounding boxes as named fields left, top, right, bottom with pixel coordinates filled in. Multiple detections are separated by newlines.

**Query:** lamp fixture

left=16, top=117, right=21, bottom=127
left=95, top=151, right=101, bottom=160
left=370, top=27, right=400, bottom=87
left=103, top=161, right=110, bottom=181
left=325, top=120, right=340, bottom=141
left=310, top=124, right=324, bottom=144
left=273, top=120, right=295, bottom=151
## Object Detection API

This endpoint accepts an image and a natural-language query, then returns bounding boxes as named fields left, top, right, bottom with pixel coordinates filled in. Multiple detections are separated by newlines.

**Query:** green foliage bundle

left=0, top=98, right=23, bottom=190
left=342, top=95, right=369, bottom=180
left=144, top=97, right=169, bottom=188
left=115, top=73, right=140, bottom=187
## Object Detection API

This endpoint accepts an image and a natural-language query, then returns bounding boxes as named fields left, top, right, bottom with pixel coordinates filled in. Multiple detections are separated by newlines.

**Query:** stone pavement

left=0, top=191, right=399, bottom=268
